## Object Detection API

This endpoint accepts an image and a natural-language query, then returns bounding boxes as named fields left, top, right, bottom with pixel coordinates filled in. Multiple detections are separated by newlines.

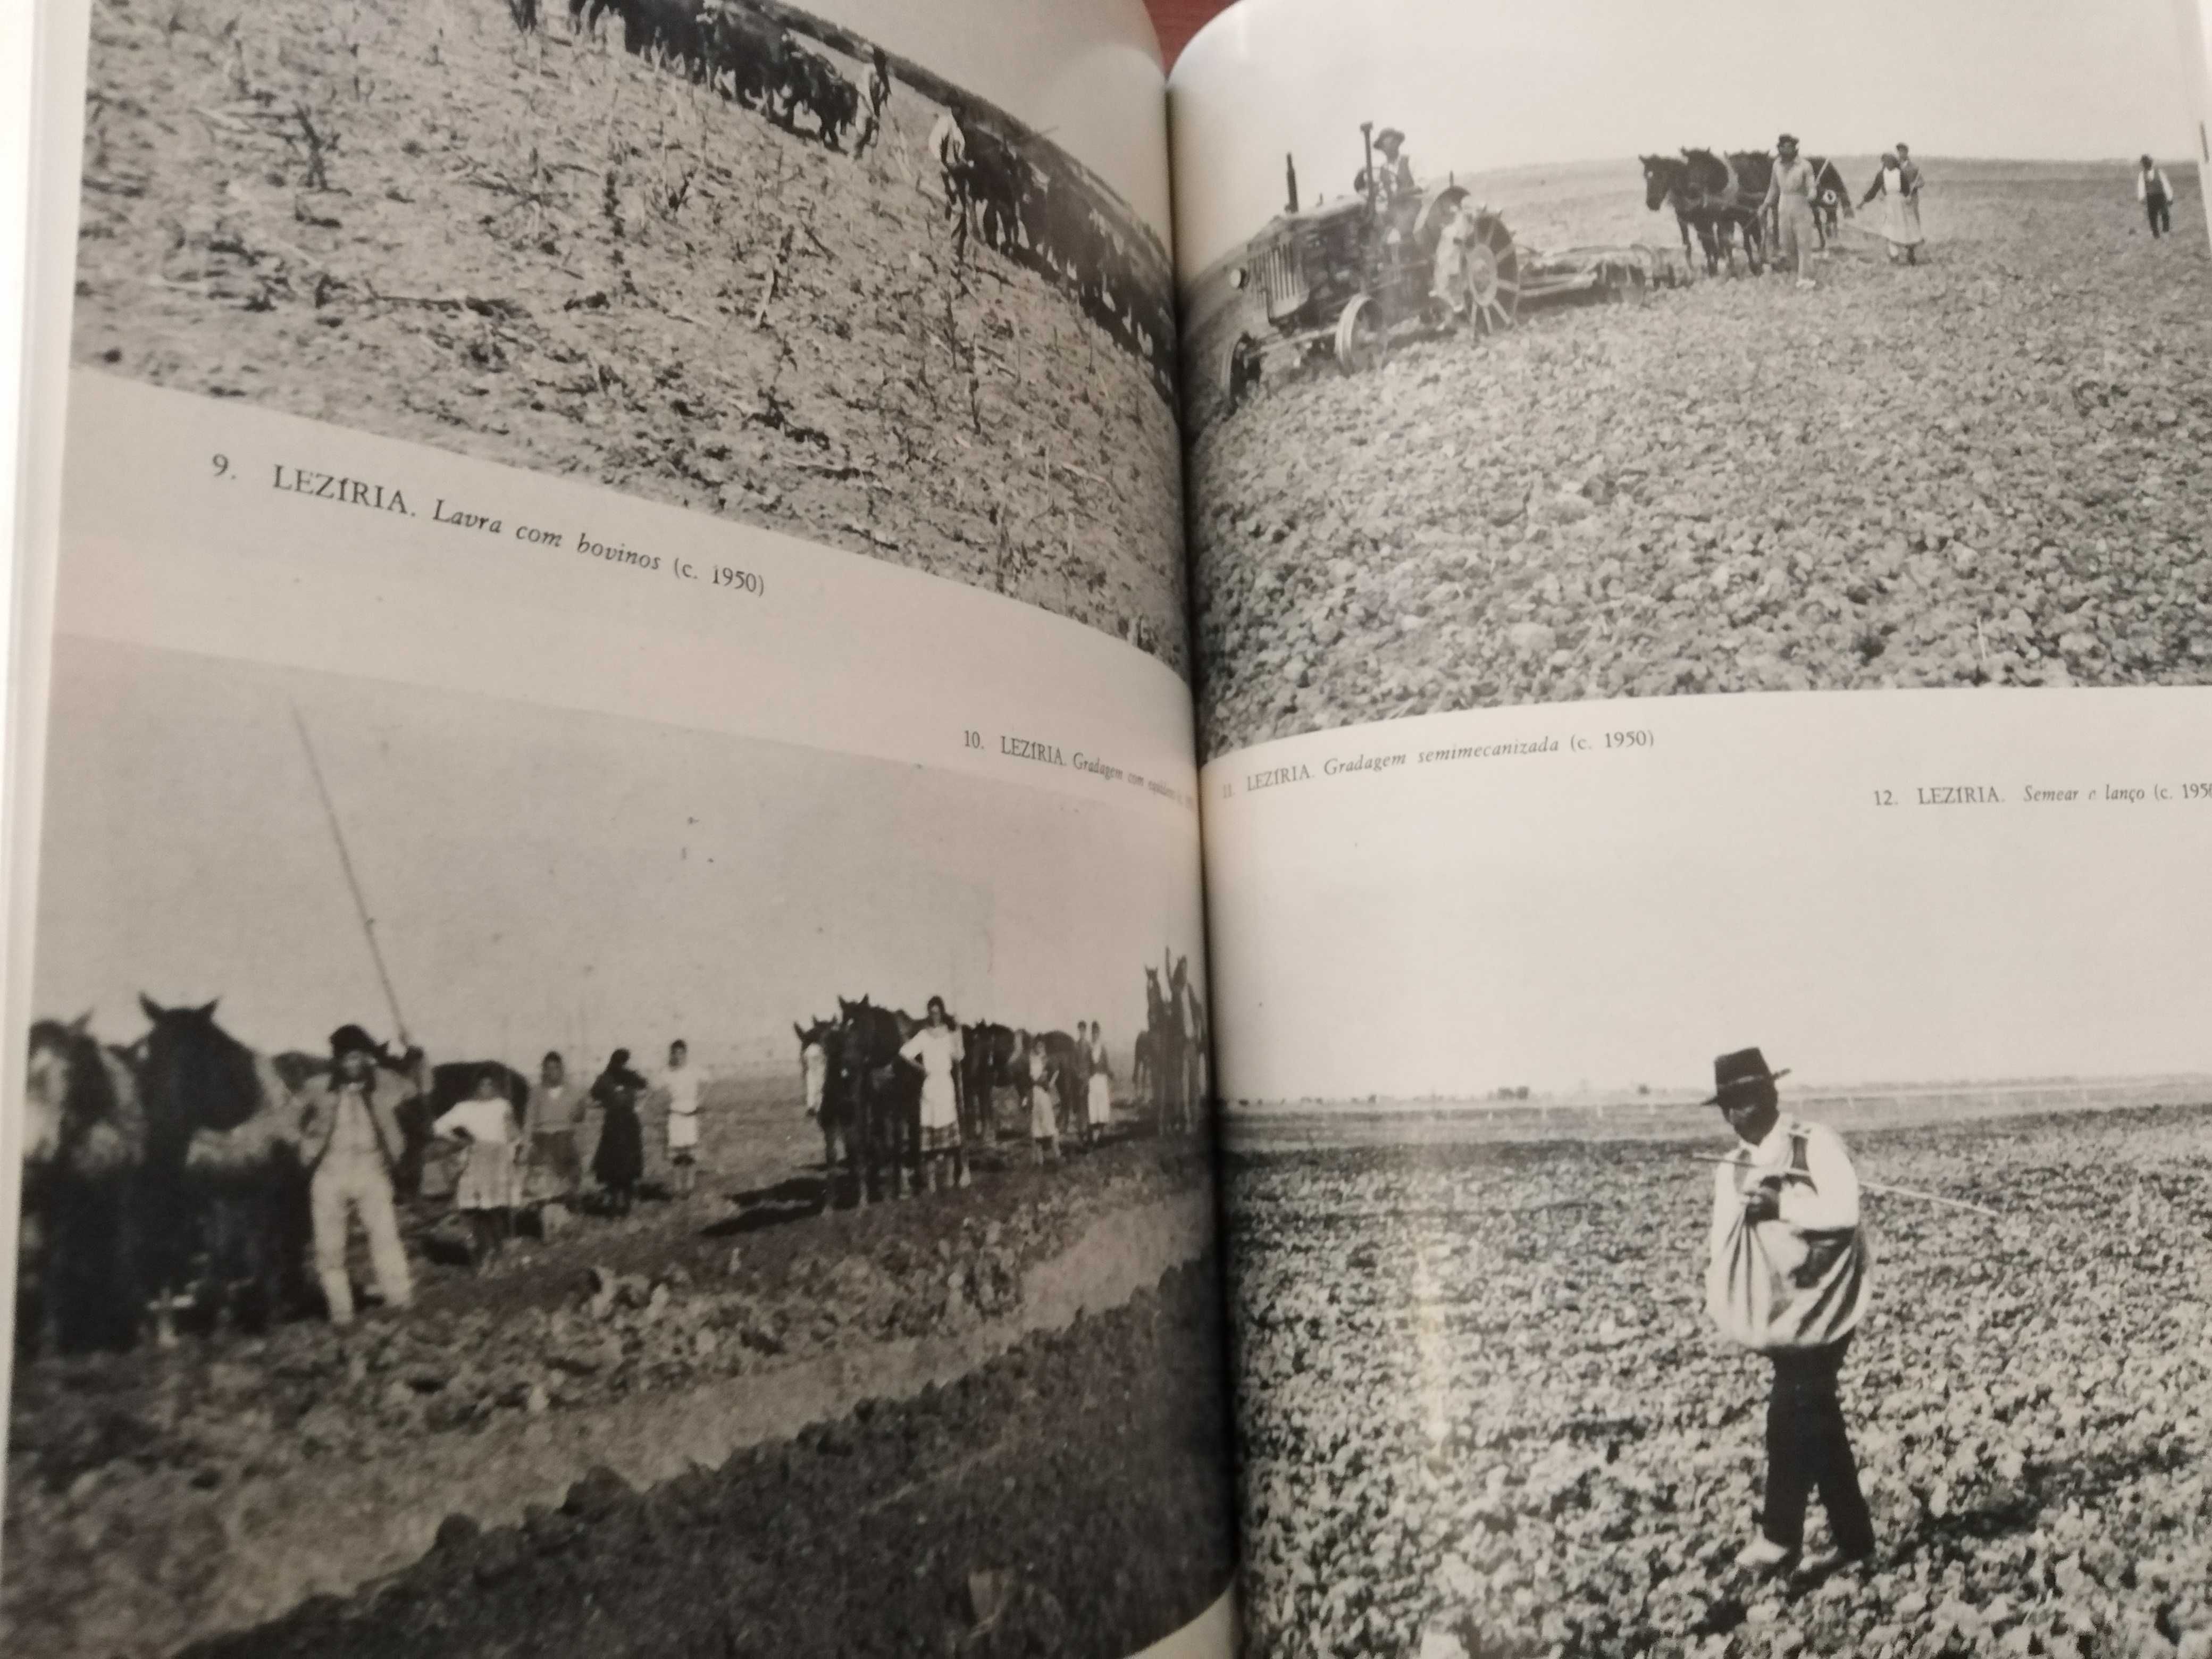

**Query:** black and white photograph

left=1200, top=696, right=2212, bottom=1658
left=1172, top=0, right=2212, bottom=757
left=3, top=636, right=1230, bottom=1658
left=68, top=0, right=1189, bottom=668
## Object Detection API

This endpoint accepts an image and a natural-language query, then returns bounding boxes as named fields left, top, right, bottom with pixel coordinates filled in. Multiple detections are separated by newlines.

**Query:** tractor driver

left=1373, top=128, right=1415, bottom=200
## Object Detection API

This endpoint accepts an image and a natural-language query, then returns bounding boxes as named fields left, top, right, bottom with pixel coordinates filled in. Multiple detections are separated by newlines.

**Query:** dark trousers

left=2148, top=195, right=2173, bottom=238
left=1762, top=1336, right=1876, bottom=1555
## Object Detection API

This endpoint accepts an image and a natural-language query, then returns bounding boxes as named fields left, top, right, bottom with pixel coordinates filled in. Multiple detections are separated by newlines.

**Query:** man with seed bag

left=1703, top=1048, right=1877, bottom=1573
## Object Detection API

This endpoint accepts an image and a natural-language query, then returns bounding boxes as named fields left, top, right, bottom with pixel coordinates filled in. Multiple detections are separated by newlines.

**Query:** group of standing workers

left=1764, top=133, right=1924, bottom=286
left=297, top=1021, right=706, bottom=1327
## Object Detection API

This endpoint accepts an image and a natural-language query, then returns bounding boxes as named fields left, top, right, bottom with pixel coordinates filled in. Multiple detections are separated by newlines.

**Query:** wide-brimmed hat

left=329, top=1023, right=380, bottom=1059
left=1706, top=1047, right=1790, bottom=1104
left=1376, top=128, right=1406, bottom=150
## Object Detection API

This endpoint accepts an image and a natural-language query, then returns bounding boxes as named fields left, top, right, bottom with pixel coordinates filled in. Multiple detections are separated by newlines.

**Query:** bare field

left=1186, top=161, right=2212, bottom=756
left=3, top=1119, right=1223, bottom=1656
left=1226, top=1103, right=2212, bottom=1658
left=71, top=0, right=1188, bottom=671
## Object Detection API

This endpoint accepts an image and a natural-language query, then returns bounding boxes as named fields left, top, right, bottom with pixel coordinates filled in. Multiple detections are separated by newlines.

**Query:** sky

left=798, top=0, right=1172, bottom=238
left=1202, top=698, right=2212, bottom=1102
left=31, top=639, right=1200, bottom=1075
left=1170, top=0, right=2206, bottom=273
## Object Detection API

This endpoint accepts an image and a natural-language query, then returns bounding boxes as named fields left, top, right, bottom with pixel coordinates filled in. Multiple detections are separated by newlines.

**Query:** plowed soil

left=1187, top=161, right=2212, bottom=756
left=1225, top=1102, right=2212, bottom=1658
left=3, top=1105, right=1230, bottom=1658
left=71, top=0, right=1187, bottom=671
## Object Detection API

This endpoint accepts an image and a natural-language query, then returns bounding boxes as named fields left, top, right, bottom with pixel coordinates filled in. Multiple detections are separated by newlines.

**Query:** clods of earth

left=1188, top=163, right=2212, bottom=756
left=72, top=0, right=1187, bottom=671
left=1226, top=1102, right=2212, bottom=1659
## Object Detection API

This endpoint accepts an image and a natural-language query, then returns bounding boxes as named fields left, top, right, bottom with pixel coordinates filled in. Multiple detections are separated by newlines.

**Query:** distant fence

left=1224, top=1078, right=2212, bottom=1151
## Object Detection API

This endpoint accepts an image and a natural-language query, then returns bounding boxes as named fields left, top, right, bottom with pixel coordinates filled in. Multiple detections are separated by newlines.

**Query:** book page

left=1, top=2, right=1232, bottom=1654
left=1170, top=1, right=2211, bottom=1653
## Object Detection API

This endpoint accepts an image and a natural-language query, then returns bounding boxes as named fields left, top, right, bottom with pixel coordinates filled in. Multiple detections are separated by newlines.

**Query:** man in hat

left=1762, top=136, right=1820, bottom=288
left=297, top=1024, right=416, bottom=1326
left=1704, top=1047, right=1875, bottom=1573
left=1372, top=128, right=1415, bottom=200
left=2139, top=155, right=2176, bottom=239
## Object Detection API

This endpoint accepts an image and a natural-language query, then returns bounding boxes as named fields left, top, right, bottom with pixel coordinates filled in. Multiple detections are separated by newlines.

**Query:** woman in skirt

left=433, top=1070, right=518, bottom=1270
left=1020, top=1032, right=1060, bottom=1166
left=1083, top=1021, right=1113, bottom=1146
left=590, top=1049, right=648, bottom=1216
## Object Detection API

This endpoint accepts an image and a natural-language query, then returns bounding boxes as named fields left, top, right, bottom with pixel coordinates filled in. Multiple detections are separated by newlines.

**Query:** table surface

left=1147, top=0, right=1235, bottom=66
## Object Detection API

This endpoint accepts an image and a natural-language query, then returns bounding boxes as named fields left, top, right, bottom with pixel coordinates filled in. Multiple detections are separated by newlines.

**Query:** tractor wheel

left=1461, top=212, right=1522, bottom=336
left=1222, top=332, right=1263, bottom=410
left=1333, top=295, right=1385, bottom=375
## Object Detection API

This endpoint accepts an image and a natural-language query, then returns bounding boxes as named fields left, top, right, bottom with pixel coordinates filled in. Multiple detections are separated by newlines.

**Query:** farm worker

left=1084, top=1021, right=1113, bottom=1145
left=1895, top=143, right=1923, bottom=201
left=433, top=1071, right=517, bottom=1272
left=1432, top=202, right=1491, bottom=327
left=1372, top=128, right=1415, bottom=200
left=1763, top=136, right=1820, bottom=289
left=2139, top=157, right=2175, bottom=239
left=297, top=1024, right=415, bottom=1326
left=930, top=100, right=970, bottom=262
left=590, top=1049, right=648, bottom=1216
left=900, top=997, right=968, bottom=1192
left=1065, top=1020, right=1092, bottom=1147
left=1859, top=153, right=1925, bottom=265
left=660, top=1038, right=702, bottom=1199
left=1704, top=1048, right=1877, bottom=1574
left=1017, top=1032, right=1059, bottom=1166
left=523, top=1050, right=585, bottom=1210
left=798, top=1021, right=839, bottom=1170
left=854, top=47, right=891, bottom=159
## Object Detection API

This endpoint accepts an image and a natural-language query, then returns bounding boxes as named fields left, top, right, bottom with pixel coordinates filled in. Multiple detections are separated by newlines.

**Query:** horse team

left=556, top=0, right=1173, bottom=398
left=1640, top=147, right=1853, bottom=274
left=15, top=956, right=1212, bottom=1359
left=794, top=952, right=1209, bottom=1209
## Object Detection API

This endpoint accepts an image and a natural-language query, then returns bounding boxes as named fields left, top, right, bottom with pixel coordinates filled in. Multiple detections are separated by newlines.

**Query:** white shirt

left=1707, top=1113, right=1860, bottom=1271
left=433, top=1095, right=514, bottom=1146
left=900, top=1024, right=965, bottom=1129
left=663, top=1065, right=701, bottom=1120
left=929, top=112, right=966, bottom=171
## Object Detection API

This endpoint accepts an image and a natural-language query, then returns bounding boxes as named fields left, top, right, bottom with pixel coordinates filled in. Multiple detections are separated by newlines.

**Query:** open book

left=3, top=0, right=2209, bottom=1652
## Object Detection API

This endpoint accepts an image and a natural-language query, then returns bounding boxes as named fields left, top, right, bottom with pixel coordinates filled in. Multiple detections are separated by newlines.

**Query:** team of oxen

left=794, top=952, right=1210, bottom=1209
left=1640, top=147, right=1854, bottom=274
left=565, top=0, right=1174, bottom=397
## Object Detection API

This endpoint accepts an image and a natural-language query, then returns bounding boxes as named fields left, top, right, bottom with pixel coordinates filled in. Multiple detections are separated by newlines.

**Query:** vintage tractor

left=1220, top=122, right=1521, bottom=408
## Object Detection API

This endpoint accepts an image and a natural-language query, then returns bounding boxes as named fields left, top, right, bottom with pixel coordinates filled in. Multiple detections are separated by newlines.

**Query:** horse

left=833, top=996, right=923, bottom=1205
left=1640, top=154, right=1723, bottom=275
left=1683, top=148, right=1767, bottom=272
left=960, top=1021, right=1017, bottom=1146
left=19, top=1016, right=147, bottom=1356
left=135, top=995, right=320, bottom=1339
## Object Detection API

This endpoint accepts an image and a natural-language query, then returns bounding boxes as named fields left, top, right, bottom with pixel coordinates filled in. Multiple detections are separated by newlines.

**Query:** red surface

left=1148, top=0, right=1236, bottom=66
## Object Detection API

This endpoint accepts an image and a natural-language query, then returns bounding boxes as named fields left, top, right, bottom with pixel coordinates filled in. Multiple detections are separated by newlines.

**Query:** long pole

left=291, top=705, right=412, bottom=1047
left=1689, top=1154, right=2000, bottom=1218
